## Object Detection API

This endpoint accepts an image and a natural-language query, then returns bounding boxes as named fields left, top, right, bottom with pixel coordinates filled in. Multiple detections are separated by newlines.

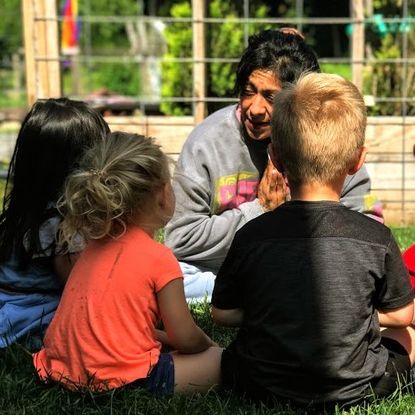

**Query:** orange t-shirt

left=33, top=227, right=182, bottom=391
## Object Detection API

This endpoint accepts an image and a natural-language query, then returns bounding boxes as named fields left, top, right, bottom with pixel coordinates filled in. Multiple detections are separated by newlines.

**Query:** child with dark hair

left=0, top=98, right=110, bottom=349
left=212, top=73, right=414, bottom=410
left=33, top=132, right=222, bottom=394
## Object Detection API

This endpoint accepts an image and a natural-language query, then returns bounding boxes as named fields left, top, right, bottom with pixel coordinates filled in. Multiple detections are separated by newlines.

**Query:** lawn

left=1, top=228, right=415, bottom=414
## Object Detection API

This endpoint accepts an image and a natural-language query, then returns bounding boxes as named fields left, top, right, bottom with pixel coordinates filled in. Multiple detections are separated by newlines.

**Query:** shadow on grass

left=0, top=342, right=302, bottom=415
left=2, top=333, right=415, bottom=415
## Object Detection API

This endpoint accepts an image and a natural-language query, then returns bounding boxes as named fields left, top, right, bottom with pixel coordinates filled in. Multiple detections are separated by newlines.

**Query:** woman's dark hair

left=0, top=98, right=110, bottom=265
left=235, top=29, right=320, bottom=95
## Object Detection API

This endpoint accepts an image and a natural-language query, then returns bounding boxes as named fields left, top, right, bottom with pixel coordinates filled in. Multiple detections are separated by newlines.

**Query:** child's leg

left=371, top=327, right=415, bottom=397
left=171, top=346, right=222, bottom=393
left=382, top=325, right=415, bottom=365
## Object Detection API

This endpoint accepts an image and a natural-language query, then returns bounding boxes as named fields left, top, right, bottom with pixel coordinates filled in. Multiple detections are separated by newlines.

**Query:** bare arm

left=158, top=278, right=216, bottom=353
left=211, top=306, right=244, bottom=327
left=53, top=253, right=80, bottom=285
left=378, top=301, right=414, bottom=328
left=165, top=162, right=287, bottom=268
left=154, top=328, right=171, bottom=347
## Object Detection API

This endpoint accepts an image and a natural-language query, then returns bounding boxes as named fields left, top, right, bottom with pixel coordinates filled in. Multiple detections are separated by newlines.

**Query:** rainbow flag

left=61, top=0, right=79, bottom=55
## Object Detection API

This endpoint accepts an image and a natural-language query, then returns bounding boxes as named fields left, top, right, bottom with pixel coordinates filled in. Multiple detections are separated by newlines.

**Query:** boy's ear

left=348, top=146, right=367, bottom=175
left=268, top=143, right=284, bottom=172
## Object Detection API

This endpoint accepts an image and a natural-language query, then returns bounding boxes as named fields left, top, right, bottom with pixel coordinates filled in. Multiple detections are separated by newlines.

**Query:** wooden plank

left=23, top=0, right=61, bottom=102
left=34, top=0, right=48, bottom=98
left=350, top=0, right=364, bottom=91
left=371, top=188, right=415, bottom=225
left=22, top=0, right=37, bottom=105
left=367, top=162, right=415, bottom=189
left=104, top=116, right=194, bottom=155
left=366, top=125, right=415, bottom=161
left=192, top=0, right=206, bottom=123
left=44, top=0, right=61, bottom=97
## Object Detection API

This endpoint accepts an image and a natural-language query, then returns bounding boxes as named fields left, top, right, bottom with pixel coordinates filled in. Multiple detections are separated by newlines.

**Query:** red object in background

left=402, top=244, right=415, bottom=291
left=61, top=0, right=79, bottom=55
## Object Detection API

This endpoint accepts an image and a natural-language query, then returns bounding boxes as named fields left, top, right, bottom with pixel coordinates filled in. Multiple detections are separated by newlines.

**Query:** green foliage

left=84, top=62, right=140, bottom=96
left=61, top=62, right=140, bottom=97
left=320, top=64, right=352, bottom=80
left=160, top=2, right=193, bottom=116
left=0, top=0, right=25, bottom=109
left=372, top=0, right=402, bottom=15
left=161, top=1, right=271, bottom=115
left=208, top=1, right=269, bottom=110
left=364, top=31, right=415, bottom=116
left=0, top=72, right=26, bottom=108
left=0, top=0, right=21, bottom=58
left=77, top=0, right=138, bottom=49
left=208, top=1, right=242, bottom=99
left=364, top=1, right=415, bottom=116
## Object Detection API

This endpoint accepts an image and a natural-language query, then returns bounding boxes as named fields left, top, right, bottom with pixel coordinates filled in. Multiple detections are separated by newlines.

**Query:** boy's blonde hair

left=58, top=132, right=170, bottom=249
left=271, top=72, right=366, bottom=186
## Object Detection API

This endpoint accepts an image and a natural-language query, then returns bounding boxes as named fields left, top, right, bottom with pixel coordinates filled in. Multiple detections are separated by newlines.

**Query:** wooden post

left=192, top=0, right=207, bottom=123
left=44, top=0, right=61, bottom=98
left=22, top=0, right=61, bottom=106
left=351, top=0, right=364, bottom=92
left=23, top=0, right=37, bottom=105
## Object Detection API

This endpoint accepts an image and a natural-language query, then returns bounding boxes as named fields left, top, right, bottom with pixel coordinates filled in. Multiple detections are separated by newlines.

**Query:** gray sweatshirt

left=165, top=105, right=373, bottom=273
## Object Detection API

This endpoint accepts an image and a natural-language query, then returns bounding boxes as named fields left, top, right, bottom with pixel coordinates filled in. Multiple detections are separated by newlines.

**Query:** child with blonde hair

left=33, top=132, right=222, bottom=394
left=212, top=73, right=415, bottom=410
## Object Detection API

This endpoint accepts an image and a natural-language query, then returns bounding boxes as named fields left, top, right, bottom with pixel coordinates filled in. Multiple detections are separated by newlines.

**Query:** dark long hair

left=235, top=29, right=320, bottom=95
left=0, top=98, right=110, bottom=265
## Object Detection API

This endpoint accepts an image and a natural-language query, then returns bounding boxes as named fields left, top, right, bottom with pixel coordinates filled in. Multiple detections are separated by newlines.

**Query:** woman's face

left=240, top=69, right=282, bottom=141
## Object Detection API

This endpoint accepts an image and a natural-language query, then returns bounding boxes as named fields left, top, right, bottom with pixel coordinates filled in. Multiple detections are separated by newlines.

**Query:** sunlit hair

left=0, top=98, right=110, bottom=265
left=271, top=72, right=366, bottom=186
left=58, top=132, right=171, bottom=250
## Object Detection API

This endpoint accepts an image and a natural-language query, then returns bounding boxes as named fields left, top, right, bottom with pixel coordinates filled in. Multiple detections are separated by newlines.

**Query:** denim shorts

left=133, top=353, right=175, bottom=396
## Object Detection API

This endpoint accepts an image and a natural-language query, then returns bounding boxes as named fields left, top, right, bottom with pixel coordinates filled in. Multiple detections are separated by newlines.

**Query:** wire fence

left=1, top=0, right=415, bottom=224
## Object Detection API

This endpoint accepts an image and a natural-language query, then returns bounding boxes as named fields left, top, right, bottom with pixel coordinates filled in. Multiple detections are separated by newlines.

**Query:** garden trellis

left=18, top=0, right=415, bottom=224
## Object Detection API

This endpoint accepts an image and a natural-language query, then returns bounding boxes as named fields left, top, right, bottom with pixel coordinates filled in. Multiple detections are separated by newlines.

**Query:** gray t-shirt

left=212, top=201, right=413, bottom=405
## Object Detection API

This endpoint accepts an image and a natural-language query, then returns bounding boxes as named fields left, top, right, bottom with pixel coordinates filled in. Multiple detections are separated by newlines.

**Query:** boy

left=165, top=29, right=380, bottom=303
left=211, top=73, right=415, bottom=410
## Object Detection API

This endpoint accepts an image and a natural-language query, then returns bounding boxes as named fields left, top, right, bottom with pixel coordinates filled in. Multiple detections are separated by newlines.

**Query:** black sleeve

left=376, top=233, right=414, bottom=310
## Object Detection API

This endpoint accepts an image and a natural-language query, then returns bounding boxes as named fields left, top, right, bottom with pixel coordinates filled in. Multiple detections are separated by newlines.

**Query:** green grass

left=391, top=226, right=415, bottom=251
left=1, top=226, right=415, bottom=414
left=2, top=308, right=415, bottom=415
left=2, top=307, right=415, bottom=414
